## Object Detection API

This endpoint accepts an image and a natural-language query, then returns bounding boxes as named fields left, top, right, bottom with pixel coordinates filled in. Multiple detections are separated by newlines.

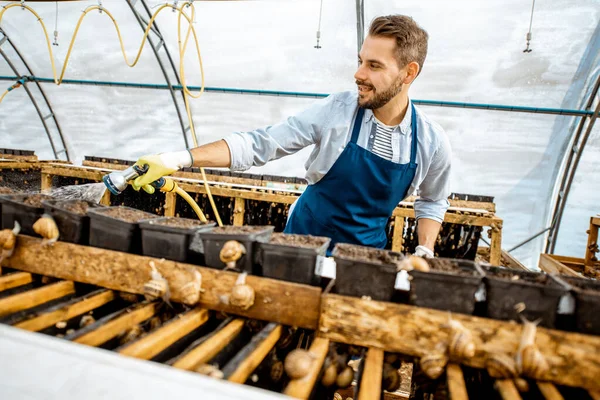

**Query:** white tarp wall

left=0, top=0, right=598, bottom=268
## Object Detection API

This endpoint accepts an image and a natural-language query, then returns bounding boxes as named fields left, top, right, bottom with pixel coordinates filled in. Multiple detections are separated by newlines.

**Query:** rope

left=524, top=0, right=536, bottom=53
left=315, top=0, right=323, bottom=48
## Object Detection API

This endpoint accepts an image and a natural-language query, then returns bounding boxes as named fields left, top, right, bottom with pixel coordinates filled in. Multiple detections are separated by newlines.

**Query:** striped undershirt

left=371, top=118, right=397, bottom=161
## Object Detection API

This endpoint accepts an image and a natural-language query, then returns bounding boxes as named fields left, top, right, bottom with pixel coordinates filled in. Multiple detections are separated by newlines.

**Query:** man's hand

left=131, top=150, right=193, bottom=194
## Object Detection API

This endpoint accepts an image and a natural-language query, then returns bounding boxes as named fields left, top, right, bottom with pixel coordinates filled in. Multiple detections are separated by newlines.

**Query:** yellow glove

left=131, top=150, right=193, bottom=194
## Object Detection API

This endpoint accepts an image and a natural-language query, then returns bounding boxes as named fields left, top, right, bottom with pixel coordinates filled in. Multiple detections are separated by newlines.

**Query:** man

left=132, top=15, right=451, bottom=257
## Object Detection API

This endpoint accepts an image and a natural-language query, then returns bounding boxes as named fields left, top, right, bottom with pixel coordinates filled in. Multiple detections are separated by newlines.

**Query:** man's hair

left=368, top=15, right=428, bottom=74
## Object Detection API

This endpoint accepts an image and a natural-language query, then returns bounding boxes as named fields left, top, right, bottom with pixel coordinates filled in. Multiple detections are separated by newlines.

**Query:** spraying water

left=43, top=182, right=108, bottom=203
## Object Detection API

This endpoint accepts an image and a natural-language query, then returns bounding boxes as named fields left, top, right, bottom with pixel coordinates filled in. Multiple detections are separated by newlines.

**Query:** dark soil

left=53, top=200, right=90, bottom=215
left=268, top=233, right=329, bottom=249
left=334, top=243, right=403, bottom=265
left=23, top=194, right=51, bottom=208
left=427, top=258, right=480, bottom=277
left=98, top=207, right=159, bottom=223
left=211, top=225, right=271, bottom=234
left=485, top=267, right=548, bottom=284
left=151, top=217, right=207, bottom=229
left=0, top=187, right=13, bottom=194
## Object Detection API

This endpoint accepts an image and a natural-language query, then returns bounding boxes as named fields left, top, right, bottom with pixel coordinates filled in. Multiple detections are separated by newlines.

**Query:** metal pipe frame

left=0, top=27, right=69, bottom=161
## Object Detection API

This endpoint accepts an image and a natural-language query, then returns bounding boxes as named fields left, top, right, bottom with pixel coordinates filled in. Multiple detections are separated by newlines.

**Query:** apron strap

left=350, top=107, right=365, bottom=144
left=409, top=104, right=418, bottom=167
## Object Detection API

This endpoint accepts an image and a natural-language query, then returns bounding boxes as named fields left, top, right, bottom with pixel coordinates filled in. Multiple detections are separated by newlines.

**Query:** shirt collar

left=364, top=99, right=413, bottom=136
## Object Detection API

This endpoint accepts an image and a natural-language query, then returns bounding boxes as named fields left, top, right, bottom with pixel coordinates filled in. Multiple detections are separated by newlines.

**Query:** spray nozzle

left=102, top=165, right=174, bottom=195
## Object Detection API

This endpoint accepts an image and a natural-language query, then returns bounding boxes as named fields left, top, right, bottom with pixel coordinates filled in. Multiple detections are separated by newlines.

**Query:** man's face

left=354, top=35, right=405, bottom=109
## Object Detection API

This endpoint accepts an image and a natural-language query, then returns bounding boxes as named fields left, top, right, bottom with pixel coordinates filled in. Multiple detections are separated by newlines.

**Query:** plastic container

left=42, top=199, right=104, bottom=245
left=561, top=276, right=600, bottom=335
left=484, top=266, right=567, bottom=328
left=332, top=243, right=402, bottom=301
left=88, top=206, right=159, bottom=254
left=139, top=217, right=215, bottom=263
left=256, top=233, right=330, bottom=285
left=191, top=225, right=275, bottom=274
left=409, top=258, right=484, bottom=315
left=0, top=194, right=52, bottom=235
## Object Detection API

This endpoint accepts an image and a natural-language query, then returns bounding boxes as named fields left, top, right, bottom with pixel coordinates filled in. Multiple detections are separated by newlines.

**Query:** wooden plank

left=172, top=318, right=246, bottom=371
left=0, top=154, right=38, bottom=161
left=73, top=302, right=158, bottom=347
left=14, top=289, right=114, bottom=331
left=585, top=217, right=599, bottom=267
left=500, top=251, right=529, bottom=271
left=391, top=216, right=405, bottom=252
left=5, top=235, right=322, bottom=329
left=551, top=255, right=585, bottom=270
left=0, top=272, right=32, bottom=292
left=233, top=197, right=245, bottom=226
left=0, top=281, right=75, bottom=317
left=495, top=379, right=522, bottom=400
left=119, top=307, right=209, bottom=360
left=490, top=225, right=503, bottom=266
left=537, top=382, right=564, bottom=400
left=99, top=188, right=111, bottom=206
left=403, top=195, right=496, bottom=213
left=164, top=192, right=176, bottom=217
left=392, top=207, right=502, bottom=227
left=283, top=337, right=330, bottom=399
left=589, top=390, right=600, bottom=400
left=538, top=254, right=581, bottom=277
left=0, top=161, right=37, bottom=169
left=40, top=172, right=52, bottom=191
left=177, top=181, right=299, bottom=205
left=318, top=294, right=600, bottom=391
left=358, top=347, right=384, bottom=400
left=224, top=323, right=282, bottom=384
left=446, top=364, right=469, bottom=400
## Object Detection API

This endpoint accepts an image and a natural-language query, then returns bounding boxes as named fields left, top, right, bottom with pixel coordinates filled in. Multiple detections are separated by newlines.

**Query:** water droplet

left=43, top=182, right=107, bottom=203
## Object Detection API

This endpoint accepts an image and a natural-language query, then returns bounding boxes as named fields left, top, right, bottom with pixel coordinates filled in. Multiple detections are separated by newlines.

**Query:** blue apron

left=284, top=105, right=418, bottom=253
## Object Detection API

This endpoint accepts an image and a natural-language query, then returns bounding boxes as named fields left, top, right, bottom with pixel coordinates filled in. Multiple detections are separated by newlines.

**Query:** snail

left=219, top=240, right=246, bottom=270
left=195, top=364, right=224, bottom=379
left=143, top=261, right=170, bottom=303
left=514, top=378, right=530, bottom=392
left=321, top=361, right=338, bottom=387
left=382, top=363, right=401, bottom=392
left=270, top=359, right=284, bottom=382
left=55, top=321, right=67, bottom=329
left=420, top=352, right=448, bottom=380
left=446, top=319, right=475, bottom=360
left=397, top=255, right=430, bottom=273
left=485, top=352, right=517, bottom=379
left=119, top=324, right=143, bottom=345
left=336, top=366, right=354, bottom=388
left=284, top=349, right=315, bottom=379
left=229, top=272, right=255, bottom=310
left=0, top=221, right=20, bottom=267
left=516, top=317, right=548, bottom=379
left=179, top=269, right=203, bottom=306
left=119, top=291, right=140, bottom=303
left=79, top=314, right=95, bottom=329
left=33, top=214, right=59, bottom=244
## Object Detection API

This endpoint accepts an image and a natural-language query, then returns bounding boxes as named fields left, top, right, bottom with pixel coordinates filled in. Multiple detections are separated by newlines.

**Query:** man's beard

left=356, top=78, right=403, bottom=109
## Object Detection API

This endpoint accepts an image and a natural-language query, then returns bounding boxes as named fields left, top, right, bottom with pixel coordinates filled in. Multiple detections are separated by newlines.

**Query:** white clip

left=20, top=0, right=25, bottom=10
left=98, top=1, right=103, bottom=14
left=172, top=0, right=178, bottom=12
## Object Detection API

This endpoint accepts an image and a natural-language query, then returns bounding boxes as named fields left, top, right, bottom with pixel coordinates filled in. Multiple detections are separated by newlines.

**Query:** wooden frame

left=585, top=216, right=599, bottom=272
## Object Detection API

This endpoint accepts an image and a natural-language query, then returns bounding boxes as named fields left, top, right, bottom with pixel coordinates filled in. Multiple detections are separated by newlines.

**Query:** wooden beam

left=5, top=235, right=322, bottom=329
left=233, top=197, right=245, bottom=226
left=538, top=254, right=581, bottom=277
left=392, top=207, right=502, bottom=228
left=99, top=188, right=111, bottom=206
left=164, top=192, right=176, bottom=217
left=500, top=251, right=529, bottom=271
left=0, top=281, right=75, bottom=317
left=172, top=318, right=245, bottom=371
left=177, top=181, right=299, bottom=205
left=585, top=217, right=599, bottom=268
left=224, top=323, right=282, bottom=384
left=489, top=224, right=502, bottom=266
left=358, top=348, right=384, bottom=400
left=495, top=379, right=522, bottom=400
left=537, top=382, right=564, bottom=400
left=550, top=255, right=585, bottom=272
left=283, top=337, right=330, bottom=399
left=40, top=172, right=52, bottom=192
left=0, top=272, right=32, bottom=292
left=119, top=307, right=209, bottom=360
left=391, top=216, right=405, bottom=252
left=14, top=289, right=114, bottom=332
left=73, top=302, right=158, bottom=347
left=446, top=364, right=469, bottom=400
left=318, top=294, right=600, bottom=391
left=589, top=390, right=600, bottom=400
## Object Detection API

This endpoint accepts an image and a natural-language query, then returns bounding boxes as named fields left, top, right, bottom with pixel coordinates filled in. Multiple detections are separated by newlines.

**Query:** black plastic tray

left=87, top=206, right=159, bottom=254
left=256, top=234, right=330, bottom=285
left=191, top=225, right=275, bottom=274
left=409, top=259, right=484, bottom=315
left=0, top=194, right=52, bottom=235
left=139, top=217, right=215, bottom=263
left=484, top=266, right=567, bottom=328
left=332, top=243, right=401, bottom=301
left=42, top=199, right=104, bottom=245
left=561, top=276, right=600, bottom=335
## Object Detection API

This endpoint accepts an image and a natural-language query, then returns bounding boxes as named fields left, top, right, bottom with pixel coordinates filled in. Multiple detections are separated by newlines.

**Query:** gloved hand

left=131, top=150, right=193, bottom=194
left=414, top=245, right=434, bottom=258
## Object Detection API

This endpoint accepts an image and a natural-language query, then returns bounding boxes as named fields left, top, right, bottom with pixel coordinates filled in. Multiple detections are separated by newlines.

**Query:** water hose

left=154, top=177, right=207, bottom=223
left=0, top=1, right=223, bottom=225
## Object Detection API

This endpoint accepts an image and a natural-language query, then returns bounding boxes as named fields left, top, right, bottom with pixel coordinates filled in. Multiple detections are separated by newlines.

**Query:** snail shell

left=321, top=362, right=338, bottom=387
left=333, top=394, right=343, bottom=400
left=514, top=378, right=530, bottom=392
left=180, top=270, right=202, bottom=306
left=33, top=215, right=59, bottom=241
left=195, top=364, right=224, bottom=379
left=220, top=240, right=246, bottom=264
left=55, top=321, right=67, bottom=329
left=336, top=366, right=354, bottom=388
left=383, top=363, right=401, bottom=392
left=230, top=284, right=255, bottom=310
left=284, top=349, right=314, bottom=379
left=448, top=326, right=475, bottom=360
left=485, top=353, right=517, bottom=378
left=520, top=345, right=548, bottom=378
left=270, top=360, right=284, bottom=382
left=119, top=325, right=143, bottom=345
left=420, top=352, right=448, bottom=380
left=144, top=279, right=167, bottom=301
left=0, top=229, right=16, bottom=251
left=79, top=315, right=95, bottom=329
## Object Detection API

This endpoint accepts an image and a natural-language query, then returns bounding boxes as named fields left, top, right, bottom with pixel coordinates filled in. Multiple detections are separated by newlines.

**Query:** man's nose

left=354, top=64, right=368, bottom=82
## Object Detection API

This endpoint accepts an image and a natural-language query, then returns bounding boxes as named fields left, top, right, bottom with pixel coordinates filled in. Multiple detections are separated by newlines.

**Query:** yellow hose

left=0, top=1, right=223, bottom=225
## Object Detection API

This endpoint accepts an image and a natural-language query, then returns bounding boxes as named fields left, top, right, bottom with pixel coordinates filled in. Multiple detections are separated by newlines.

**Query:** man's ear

left=403, top=61, right=420, bottom=84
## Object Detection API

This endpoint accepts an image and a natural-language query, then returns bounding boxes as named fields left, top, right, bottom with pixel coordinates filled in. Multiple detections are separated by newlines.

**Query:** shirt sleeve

left=414, top=132, right=452, bottom=223
left=223, top=94, right=337, bottom=171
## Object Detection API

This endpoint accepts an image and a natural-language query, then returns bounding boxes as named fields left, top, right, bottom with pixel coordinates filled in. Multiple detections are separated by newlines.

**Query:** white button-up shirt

left=224, top=91, right=452, bottom=222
